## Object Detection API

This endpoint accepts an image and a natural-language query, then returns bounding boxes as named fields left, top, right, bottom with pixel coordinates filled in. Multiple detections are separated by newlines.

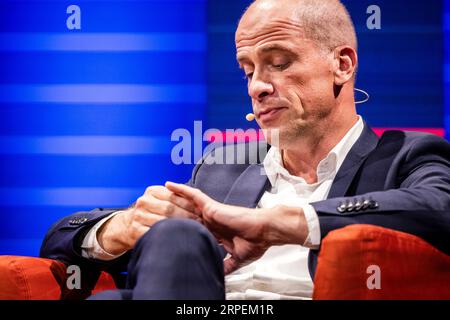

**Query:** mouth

left=257, top=107, right=287, bottom=123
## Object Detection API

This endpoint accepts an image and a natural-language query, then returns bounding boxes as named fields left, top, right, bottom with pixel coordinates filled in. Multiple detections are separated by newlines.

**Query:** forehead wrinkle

left=236, top=35, right=310, bottom=65
left=259, top=42, right=302, bottom=54
left=236, top=19, right=306, bottom=46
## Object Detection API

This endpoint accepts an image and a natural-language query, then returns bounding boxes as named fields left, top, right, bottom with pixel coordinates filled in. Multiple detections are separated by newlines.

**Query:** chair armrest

left=0, top=255, right=116, bottom=300
left=313, top=224, right=450, bottom=299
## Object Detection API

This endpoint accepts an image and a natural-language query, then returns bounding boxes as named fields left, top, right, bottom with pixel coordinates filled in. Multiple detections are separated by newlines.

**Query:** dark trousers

left=88, top=219, right=226, bottom=300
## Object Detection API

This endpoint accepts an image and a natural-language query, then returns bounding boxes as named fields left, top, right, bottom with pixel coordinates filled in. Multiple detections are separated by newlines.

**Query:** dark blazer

left=40, top=122, right=450, bottom=285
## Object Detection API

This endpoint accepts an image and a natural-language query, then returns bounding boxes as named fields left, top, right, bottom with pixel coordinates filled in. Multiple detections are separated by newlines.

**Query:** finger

left=217, top=237, right=234, bottom=254
left=165, top=182, right=212, bottom=211
left=136, top=195, right=200, bottom=221
left=170, top=193, right=203, bottom=217
left=134, top=210, right=167, bottom=227
left=223, top=256, right=240, bottom=275
left=145, top=186, right=197, bottom=213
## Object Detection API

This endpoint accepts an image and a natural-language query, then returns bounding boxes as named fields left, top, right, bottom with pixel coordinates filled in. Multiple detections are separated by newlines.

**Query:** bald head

left=234, top=0, right=360, bottom=150
left=240, top=0, right=357, bottom=53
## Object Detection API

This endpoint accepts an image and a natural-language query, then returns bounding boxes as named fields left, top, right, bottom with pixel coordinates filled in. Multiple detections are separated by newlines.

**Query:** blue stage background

left=0, top=0, right=448, bottom=256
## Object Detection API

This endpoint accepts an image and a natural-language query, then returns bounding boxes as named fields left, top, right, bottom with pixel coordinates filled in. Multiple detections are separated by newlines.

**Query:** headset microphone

left=245, top=113, right=255, bottom=121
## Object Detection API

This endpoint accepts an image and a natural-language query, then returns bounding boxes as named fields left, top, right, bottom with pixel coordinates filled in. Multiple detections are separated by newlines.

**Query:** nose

left=248, top=72, right=274, bottom=101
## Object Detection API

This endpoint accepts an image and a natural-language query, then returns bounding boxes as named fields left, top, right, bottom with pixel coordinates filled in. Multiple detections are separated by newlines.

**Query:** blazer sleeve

left=39, top=208, right=132, bottom=273
left=311, top=134, right=450, bottom=254
left=39, top=158, right=206, bottom=272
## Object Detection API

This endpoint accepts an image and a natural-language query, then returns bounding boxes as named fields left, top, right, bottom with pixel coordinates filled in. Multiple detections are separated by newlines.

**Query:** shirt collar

left=263, top=116, right=364, bottom=187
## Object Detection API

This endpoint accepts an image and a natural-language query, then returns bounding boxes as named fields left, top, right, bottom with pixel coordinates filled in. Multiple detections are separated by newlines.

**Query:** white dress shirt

left=225, top=116, right=364, bottom=300
left=82, top=116, right=364, bottom=300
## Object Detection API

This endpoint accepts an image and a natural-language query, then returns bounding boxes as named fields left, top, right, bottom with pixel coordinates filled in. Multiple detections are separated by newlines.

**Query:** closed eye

left=273, top=62, right=290, bottom=70
left=243, top=72, right=253, bottom=80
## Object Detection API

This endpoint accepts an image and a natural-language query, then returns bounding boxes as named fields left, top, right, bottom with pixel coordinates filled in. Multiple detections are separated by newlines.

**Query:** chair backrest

left=313, top=224, right=450, bottom=299
left=0, top=255, right=116, bottom=300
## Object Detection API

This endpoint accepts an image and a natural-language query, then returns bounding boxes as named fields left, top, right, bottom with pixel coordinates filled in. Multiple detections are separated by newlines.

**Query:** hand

left=97, top=185, right=201, bottom=255
left=165, top=182, right=309, bottom=274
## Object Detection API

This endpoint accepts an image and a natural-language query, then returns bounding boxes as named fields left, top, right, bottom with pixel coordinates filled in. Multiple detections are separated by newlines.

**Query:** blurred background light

left=0, top=0, right=448, bottom=256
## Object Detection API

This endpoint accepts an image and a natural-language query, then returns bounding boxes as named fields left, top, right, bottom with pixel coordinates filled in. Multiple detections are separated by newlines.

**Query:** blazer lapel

left=309, top=123, right=380, bottom=280
left=221, top=122, right=379, bottom=207
left=327, top=122, right=379, bottom=198
left=223, top=164, right=271, bottom=208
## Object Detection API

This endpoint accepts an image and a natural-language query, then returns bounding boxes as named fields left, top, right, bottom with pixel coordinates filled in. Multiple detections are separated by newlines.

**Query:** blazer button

left=369, top=200, right=379, bottom=209
left=362, top=199, right=371, bottom=210
left=337, top=202, right=347, bottom=213
left=346, top=201, right=355, bottom=212
left=69, top=217, right=88, bottom=225
left=354, top=200, right=363, bottom=211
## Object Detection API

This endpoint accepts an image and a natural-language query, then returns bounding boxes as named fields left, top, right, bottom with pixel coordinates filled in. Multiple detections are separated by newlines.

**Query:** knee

left=136, top=218, right=214, bottom=249
left=87, top=289, right=132, bottom=300
left=152, top=218, right=208, bottom=236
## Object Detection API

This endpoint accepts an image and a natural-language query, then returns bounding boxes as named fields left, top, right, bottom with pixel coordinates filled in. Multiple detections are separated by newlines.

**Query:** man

left=40, top=0, right=450, bottom=300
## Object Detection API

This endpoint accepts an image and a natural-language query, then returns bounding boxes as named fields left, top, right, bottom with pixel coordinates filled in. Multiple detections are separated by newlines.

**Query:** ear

left=333, top=46, right=358, bottom=86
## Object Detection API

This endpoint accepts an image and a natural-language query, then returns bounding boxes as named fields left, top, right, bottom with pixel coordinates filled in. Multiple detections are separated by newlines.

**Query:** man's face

left=235, top=1, right=337, bottom=147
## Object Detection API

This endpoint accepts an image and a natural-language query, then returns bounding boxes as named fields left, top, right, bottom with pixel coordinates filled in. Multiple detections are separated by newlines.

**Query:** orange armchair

left=1, top=224, right=449, bottom=300
left=313, top=224, right=450, bottom=299
left=0, top=255, right=116, bottom=300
